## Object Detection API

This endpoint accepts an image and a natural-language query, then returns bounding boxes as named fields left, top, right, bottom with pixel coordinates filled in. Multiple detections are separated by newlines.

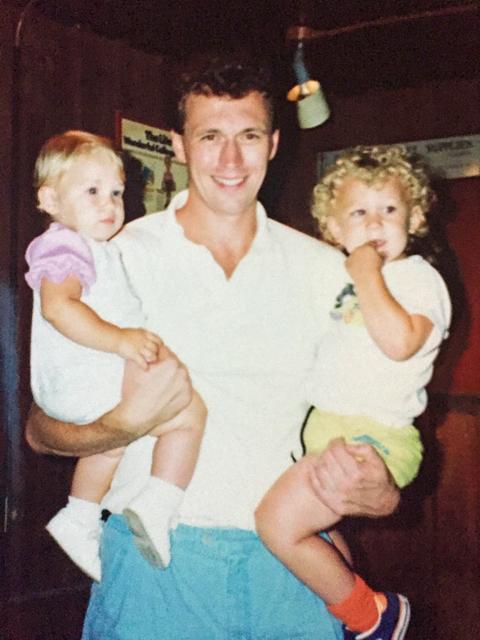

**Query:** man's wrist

left=376, top=481, right=400, bottom=516
left=101, top=405, right=143, bottom=442
left=360, top=481, right=400, bottom=518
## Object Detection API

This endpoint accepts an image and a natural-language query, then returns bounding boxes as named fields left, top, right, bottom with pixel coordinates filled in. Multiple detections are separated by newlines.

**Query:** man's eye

left=200, top=133, right=216, bottom=142
left=242, top=132, right=261, bottom=141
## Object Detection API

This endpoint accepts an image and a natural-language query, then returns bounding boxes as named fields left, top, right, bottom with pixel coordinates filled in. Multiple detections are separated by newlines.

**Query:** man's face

left=172, top=91, right=279, bottom=219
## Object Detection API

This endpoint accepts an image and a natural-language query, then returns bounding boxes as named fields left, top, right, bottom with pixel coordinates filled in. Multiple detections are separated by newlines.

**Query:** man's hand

left=25, top=344, right=193, bottom=457
left=108, top=344, right=193, bottom=436
left=308, top=438, right=400, bottom=518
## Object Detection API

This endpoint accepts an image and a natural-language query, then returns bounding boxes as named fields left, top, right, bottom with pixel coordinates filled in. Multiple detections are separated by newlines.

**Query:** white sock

left=144, top=477, right=184, bottom=515
left=66, top=496, right=102, bottom=528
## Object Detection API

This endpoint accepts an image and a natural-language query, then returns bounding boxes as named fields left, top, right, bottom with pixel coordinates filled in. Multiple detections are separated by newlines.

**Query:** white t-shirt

left=103, top=191, right=345, bottom=530
left=308, top=255, right=451, bottom=427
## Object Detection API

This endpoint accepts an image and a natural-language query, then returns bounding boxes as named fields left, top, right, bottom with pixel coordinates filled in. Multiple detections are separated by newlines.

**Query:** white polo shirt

left=104, top=191, right=344, bottom=530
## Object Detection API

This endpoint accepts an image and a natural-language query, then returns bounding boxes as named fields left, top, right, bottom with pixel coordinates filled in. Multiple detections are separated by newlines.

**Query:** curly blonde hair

left=312, top=145, right=436, bottom=244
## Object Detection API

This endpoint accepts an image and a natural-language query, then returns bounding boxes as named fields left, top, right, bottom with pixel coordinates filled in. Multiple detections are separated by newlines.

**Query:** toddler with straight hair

left=25, top=130, right=206, bottom=582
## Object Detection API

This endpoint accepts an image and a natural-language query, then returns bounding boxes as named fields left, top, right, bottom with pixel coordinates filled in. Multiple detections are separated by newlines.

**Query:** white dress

left=25, top=223, right=145, bottom=424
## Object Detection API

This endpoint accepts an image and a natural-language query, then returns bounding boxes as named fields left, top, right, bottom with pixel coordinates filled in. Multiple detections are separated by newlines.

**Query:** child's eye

left=351, top=209, right=365, bottom=217
left=87, top=187, right=98, bottom=195
left=385, top=206, right=396, bottom=214
left=112, top=189, right=124, bottom=198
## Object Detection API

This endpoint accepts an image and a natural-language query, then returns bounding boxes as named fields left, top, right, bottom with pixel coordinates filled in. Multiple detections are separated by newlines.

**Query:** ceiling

left=19, top=0, right=480, bottom=95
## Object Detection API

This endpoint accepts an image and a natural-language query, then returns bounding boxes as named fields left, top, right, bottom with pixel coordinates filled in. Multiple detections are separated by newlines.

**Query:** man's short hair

left=34, top=130, right=124, bottom=190
left=174, top=54, right=276, bottom=133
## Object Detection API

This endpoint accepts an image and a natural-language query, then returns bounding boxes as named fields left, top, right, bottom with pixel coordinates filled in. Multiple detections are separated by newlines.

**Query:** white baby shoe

left=46, top=507, right=101, bottom=582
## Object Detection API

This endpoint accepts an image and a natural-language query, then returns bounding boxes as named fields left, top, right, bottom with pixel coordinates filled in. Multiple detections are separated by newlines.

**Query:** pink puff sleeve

left=25, top=223, right=96, bottom=293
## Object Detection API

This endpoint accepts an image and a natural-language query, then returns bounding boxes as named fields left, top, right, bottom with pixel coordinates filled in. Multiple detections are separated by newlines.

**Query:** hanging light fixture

left=285, top=2, right=477, bottom=129
left=287, top=39, right=330, bottom=129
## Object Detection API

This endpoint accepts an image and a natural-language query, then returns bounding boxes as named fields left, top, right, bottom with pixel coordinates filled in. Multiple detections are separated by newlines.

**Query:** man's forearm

left=26, top=350, right=193, bottom=458
left=25, top=403, right=139, bottom=457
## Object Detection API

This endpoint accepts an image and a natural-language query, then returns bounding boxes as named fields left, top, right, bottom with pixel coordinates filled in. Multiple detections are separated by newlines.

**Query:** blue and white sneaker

left=343, top=592, right=411, bottom=640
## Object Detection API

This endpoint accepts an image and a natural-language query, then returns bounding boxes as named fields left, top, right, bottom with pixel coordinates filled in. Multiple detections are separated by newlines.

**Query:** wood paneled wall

left=1, top=2, right=478, bottom=637
left=270, top=77, right=480, bottom=639
left=271, top=79, right=480, bottom=639
left=1, top=4, right=179, bottom=636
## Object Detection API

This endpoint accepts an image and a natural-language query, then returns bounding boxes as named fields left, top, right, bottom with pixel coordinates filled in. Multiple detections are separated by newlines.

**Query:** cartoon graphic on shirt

left=330, top=283, right=364, bottom=326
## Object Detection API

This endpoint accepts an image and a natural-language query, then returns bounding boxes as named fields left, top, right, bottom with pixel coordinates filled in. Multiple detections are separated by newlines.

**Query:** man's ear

left=408, top=205, right=424, bottom=234
left=171, top=131, right=186, bottom=164
left=37, top=185, right=59, bottom=216
left=269, top=129, right=280, bottom=161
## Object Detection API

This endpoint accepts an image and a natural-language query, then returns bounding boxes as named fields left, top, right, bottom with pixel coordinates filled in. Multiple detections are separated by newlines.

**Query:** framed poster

left=317, top=134, right=480, bottom=181
left=116, top=115, right=188, bottom=214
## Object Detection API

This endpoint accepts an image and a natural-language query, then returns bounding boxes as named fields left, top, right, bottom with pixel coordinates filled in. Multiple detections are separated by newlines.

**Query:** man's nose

left=219, top=139, right=242, bottom=167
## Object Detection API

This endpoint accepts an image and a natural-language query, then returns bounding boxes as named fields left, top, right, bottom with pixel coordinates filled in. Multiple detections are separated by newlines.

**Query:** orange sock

left=328, top=574, right=386, bottom=633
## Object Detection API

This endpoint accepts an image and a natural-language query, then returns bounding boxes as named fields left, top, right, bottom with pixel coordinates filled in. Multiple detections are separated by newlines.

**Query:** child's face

left=39, top=151, right=125, bottom=242
left=326, top=176, right=421, bottom=262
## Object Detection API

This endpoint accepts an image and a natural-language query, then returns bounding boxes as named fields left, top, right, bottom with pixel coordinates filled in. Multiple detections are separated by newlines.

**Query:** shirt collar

left=164, top=189, right=270, bottom=253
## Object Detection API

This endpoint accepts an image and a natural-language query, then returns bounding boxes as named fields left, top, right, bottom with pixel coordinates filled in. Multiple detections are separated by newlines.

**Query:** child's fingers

left=121, top=329, right=164, bottom=365
left=132, top=352, right=149, bottom=370
left=140, top=334, right=165, bottom=361
left=142, top=332, right=162, bottom=356
left=142, top=338, right=161, bottom=360
left=144, top=331, right=163, bottom=347
left=141, top=347, right=158, bottom=362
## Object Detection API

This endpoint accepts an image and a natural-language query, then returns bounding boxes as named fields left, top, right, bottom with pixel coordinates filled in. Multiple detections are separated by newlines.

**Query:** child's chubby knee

left=254, top=492, right=288, bottom=551
left=179, top=391, right=207, bottom=434
left=192, top=392, right=207, bottom=432
left=153, top=390, right=207, bottom=436
left=254, top=498, right=272, bottom=544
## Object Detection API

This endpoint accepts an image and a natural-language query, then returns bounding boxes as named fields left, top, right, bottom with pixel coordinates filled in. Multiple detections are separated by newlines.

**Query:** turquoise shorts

left=82, top=515, right=342, bottom=640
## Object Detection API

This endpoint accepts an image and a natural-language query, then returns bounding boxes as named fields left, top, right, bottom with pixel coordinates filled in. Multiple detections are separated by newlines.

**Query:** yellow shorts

left=302, top=408, right=423, bottom=489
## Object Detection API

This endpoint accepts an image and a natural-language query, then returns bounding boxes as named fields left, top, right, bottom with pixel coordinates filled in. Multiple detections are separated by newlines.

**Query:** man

left=27, top=56, right=399, bottom=639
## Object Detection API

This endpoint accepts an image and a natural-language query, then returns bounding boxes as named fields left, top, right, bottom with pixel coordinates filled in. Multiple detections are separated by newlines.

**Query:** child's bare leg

left=71, top=447, right=125, bottom=502
left=46, top=447, right=125, bottom=583
left=256, top=454, right=355, bottom=603
left=329, top=528, right=353, bottom=566
left=256, top=454, right=391, bottom=635
left=123, top=391, right=206, bottom=568
left=149, top=392, right=205, bottom=487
